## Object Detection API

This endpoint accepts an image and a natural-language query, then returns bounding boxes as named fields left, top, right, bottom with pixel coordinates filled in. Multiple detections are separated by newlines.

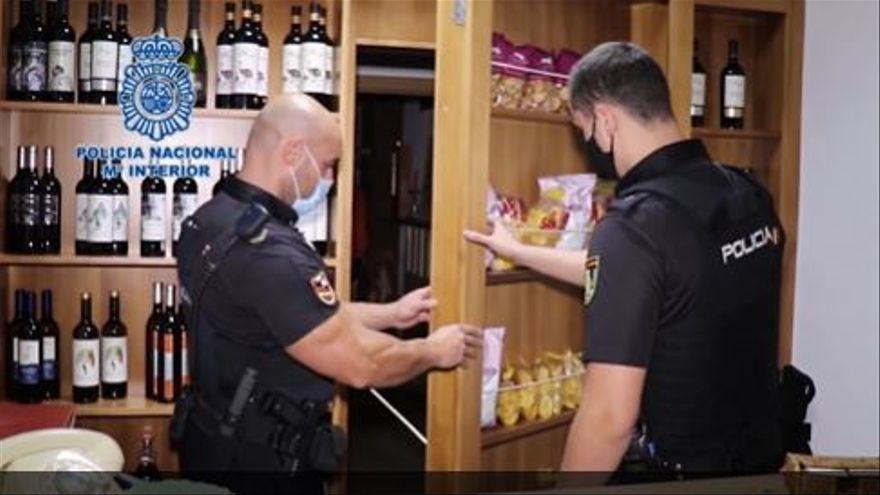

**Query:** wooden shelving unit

left=486, top=268, right=540, bottom=286
left=491, top=108, right=572, bottom=126
left=481, top=411, right=576, bottom=449
left=49, top=396, right=175, bottom=418
left=0, top=100, right=262, bottom=120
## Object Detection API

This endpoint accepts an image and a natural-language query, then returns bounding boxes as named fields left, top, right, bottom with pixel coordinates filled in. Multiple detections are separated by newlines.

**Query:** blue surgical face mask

left=290, top=146, right=334, bottom=216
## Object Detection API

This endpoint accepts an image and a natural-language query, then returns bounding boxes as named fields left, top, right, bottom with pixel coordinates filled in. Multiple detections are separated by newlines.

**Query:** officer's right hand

left=464, top=218, right=522, bottom=260
left=427, top=324, right=483, bottom=369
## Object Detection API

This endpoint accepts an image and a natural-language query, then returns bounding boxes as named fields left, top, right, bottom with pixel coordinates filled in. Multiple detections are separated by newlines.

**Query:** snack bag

left=561, top=350, right=585, bottom=410
left=487, top=187, right=525, bottom=271
left=538, top=174, right=596, bottom=250
left=521, top=186, right=568, bottom=247
left=481, top=327, right=506, bottom=428
left=546, top=351, right=565, bottom=416
left=490, top=33, right=508, bottom=104
left=592, top=179, right=617, bottom=223
left=534, top=357, right=555, bottom=420
left=496, top=363, right=520, bottom=427
left=555, top=49, right=581, bottom=114
left=494, top=44, right=531, bottom=109
left=516, top=359, right=538, bottom=421
left=521, top=47, right=557, bottom=112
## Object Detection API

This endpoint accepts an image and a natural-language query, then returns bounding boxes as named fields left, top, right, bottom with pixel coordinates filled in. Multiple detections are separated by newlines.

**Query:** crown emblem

left=131, top=35, right=184, bottom=63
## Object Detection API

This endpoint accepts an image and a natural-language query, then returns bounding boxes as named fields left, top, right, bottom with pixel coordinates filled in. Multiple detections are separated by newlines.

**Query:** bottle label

left=113, top=194, right=130, bottom=242
left=20, top=193, right=39, bottom=226
left=324, top=44, right=335, bottom=95
left=258, top=46, right=269, bottom=97
left=24, top=41, right=48, bottom=91
left=163, top=334, right=174, bottom=399
left=691, top=73, right=706, bottom=107
left=190, top=71, right=206, bottom=100
left=79, top=43, right=92, bottom=91
left=724, top=74, right=746, bottom=109
left=76, top=194, right=90, bottom=241
left=48, top=41, right=76, bottom=92
left=42, top=336, right=57, bottom=381
left=88, top=195, right=113, bottom=242
left=41, top=194, right=60, bottom=227
left=12, top=336, right=18, bottom=364
left=9, top=45, right=23, bottom=91
left=73, top=339, right=100, bottom=387
left=118, top=44, right=133, bottom=84
left=181, top=332, right=190, bottom=386
left=92, top=40, right=119, bottom=90
left=173, top=193, right=199, bottom=241
left=233, top=42, right=259, bottom=94
left=151, top=330, right=159, bottom=397
left=282, top=44, right=303, bottom=93
left=302, top=41, right=325, bottom=94
left=141, top=193, right=166, bottom=241
left=18, top=340, right=41, bottom=385
left=101, top=336, right=128, bottom=384
left=217, top=45, right=234, bottom=96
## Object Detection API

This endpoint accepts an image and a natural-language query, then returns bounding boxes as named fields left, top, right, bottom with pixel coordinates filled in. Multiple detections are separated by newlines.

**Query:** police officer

left=467, top=42, right=784, bottom=479
left=175, top=94, right=482, bottom=494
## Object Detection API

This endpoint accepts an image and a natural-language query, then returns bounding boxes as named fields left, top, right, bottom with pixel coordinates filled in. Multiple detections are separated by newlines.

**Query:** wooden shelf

left=692, top=127, right=781, bottom=140
left=0, top=254, right=337, bottom=269
left=0, top=100, right=265, bottom=120
left=47, top=396, right=175, bottom=418
left=695, top=0, right=787, bottom=14
left=486, top=268, right=541, bottom=286
left=481, top=411, right=576, bottom=448
left=491, top=108, right=572, bottom=126
left=355, top=38, right=436, bottom=50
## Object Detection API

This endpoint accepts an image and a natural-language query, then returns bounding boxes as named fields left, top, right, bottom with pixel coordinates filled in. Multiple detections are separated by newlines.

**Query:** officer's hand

left=427, top=324, right=483, bottom=369
left=393, top=287, right=438, bottom=330
left=464, top=218, right=521, bottom=260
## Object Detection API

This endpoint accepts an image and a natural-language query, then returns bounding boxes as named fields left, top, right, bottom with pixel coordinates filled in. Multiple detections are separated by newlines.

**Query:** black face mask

left=585, top=119, right=618, bottom=180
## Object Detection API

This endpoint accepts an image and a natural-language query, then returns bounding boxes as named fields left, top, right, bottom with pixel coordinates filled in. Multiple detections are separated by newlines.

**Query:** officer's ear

left=279, top=137, right=307, bottom=169
left=593, top=103, right=617, bottom=148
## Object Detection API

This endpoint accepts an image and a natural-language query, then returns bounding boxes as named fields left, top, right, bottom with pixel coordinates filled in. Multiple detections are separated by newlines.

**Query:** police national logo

left=119, top=35, right=195, bottom=142
left=584, top=255, right=600, bottom=306
left=310, top=271, right=338, bottom=306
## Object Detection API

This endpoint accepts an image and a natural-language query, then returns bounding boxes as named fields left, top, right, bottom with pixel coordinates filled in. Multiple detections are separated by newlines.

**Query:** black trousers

left=179, top=416, right=326, bottom=495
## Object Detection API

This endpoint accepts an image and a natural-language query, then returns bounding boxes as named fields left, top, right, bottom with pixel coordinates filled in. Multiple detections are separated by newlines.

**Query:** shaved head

left=238, top=94, right=342, bottom=204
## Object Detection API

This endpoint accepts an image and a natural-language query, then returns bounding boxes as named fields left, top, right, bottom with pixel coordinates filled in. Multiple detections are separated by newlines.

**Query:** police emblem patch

left=118, top=35, right=195, bottom=142
left=584, top=255, right=600, bottom=306
left=310, top=271, right=338, bottom=306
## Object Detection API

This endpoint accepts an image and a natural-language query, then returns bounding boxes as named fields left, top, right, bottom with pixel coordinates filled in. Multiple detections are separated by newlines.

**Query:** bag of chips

left=493, top=43, right=531, bottom=110
left=486, top=186, right=525, bottom=271
left=496, top=363, right=520, bottom=427
left=554, top=49, right=581, bottom=114
left=537, top=174, right=596, bottom=250
left=481, top=327, right=506, bottom=428
left=521, top=47, right=557, bottom=112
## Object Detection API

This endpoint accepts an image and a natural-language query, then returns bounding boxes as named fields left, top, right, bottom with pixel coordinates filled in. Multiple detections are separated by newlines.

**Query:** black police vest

left=623, top=163, right=784, bottom=471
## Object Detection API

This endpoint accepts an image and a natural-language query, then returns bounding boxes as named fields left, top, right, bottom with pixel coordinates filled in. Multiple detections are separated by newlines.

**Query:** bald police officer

left=467, top=42, right=784, bottom=480
left=174, top=94, right=481, bottom=493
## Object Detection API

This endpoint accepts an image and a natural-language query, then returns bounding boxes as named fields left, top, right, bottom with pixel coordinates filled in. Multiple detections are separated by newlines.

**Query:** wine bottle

left=145, top=282, right=164, bottom=400
left=72, top=292, right=100, bottom=404
left=158, top=284, right=177, bottom=403
left=39, top=146, right=62, bottom=254
left=7, top=0, right=32, bottom=101
left=110, top=159, right=129, bottom=256
left=116, top=3, right=132, bottom=89
left=691, top=39, right=706, bottom=128
left=319, top=4, right=335, bottom=102
left=17, top=292, right=42, bottom=403
left=46, top=0, right=58, bottom=30
left=75, top=158, right=94, bottom=255
left=215, top=2, right=236, bottom=109
left=140, top=171, right=167, bottom=257
left=78, top=2, right=99, bottom=103
left=19, top=145, right=43, bottom=254
left=91, top=0, right=118, bottom=105
left=179, top=0, right=207, bottom=108
left=46, top=0, right=76, bottom=103
left=6, top=290, right=26, bottom=400
left=175, top=305, right=190, bottom=395
left=302, top=1, right=329, bottom=108
left=172, top=174, right=198, bottom=256
left=153, top=0, right=168, bottom=36
left=7, top=146, right=27, bottom=253
left=252, top=3, right=268, bottom=108
left=22, top=0, right=48, bottom=102
left=212, top=159, right=230, bottom=196
left=282, top=5, right=303, bottom=95
left=232, top=0, right=260, bottom=109
left=720, top=39, right=746, bottom=129
left=87, top=159, right=114, bottom=255
left=133, top=429, right=162, bottom=480
left=40, top=289, right=60, bottom=400
left=101, top=290, right=128, bottom=399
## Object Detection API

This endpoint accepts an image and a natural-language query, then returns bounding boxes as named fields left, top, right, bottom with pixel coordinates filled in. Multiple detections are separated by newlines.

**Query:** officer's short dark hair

left=568, top=42, right=675, bottom=123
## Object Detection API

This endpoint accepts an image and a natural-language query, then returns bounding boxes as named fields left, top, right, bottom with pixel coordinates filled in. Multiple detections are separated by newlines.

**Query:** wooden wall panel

left=630, top=3, right=669, bottom=72
left=351, top=0, right=436, bottom=45
left=481, top=421, right=570, bottom=472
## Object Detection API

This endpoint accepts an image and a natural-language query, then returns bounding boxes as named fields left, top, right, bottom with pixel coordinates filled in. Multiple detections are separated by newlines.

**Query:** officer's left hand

left=392, top=287, right=438, bottom=330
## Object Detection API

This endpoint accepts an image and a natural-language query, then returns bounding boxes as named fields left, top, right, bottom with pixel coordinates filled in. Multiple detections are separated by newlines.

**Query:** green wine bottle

left=180, top=0, right=206, bottom=108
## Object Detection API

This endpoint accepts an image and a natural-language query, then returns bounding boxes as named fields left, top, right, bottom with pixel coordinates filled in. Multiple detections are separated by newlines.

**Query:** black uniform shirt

left=178, top=177, right=338, bottom=405
left=584, top=139, right=744, bottom=368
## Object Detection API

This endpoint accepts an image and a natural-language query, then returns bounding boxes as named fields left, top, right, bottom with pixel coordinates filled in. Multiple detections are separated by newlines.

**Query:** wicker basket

left=783, top=454, right=880, bottom=495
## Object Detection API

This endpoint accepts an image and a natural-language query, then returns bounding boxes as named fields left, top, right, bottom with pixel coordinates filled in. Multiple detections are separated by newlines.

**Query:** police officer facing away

left=175, top=94, right=482, bottom=493
left=467, top=42, right=784, bottom=478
